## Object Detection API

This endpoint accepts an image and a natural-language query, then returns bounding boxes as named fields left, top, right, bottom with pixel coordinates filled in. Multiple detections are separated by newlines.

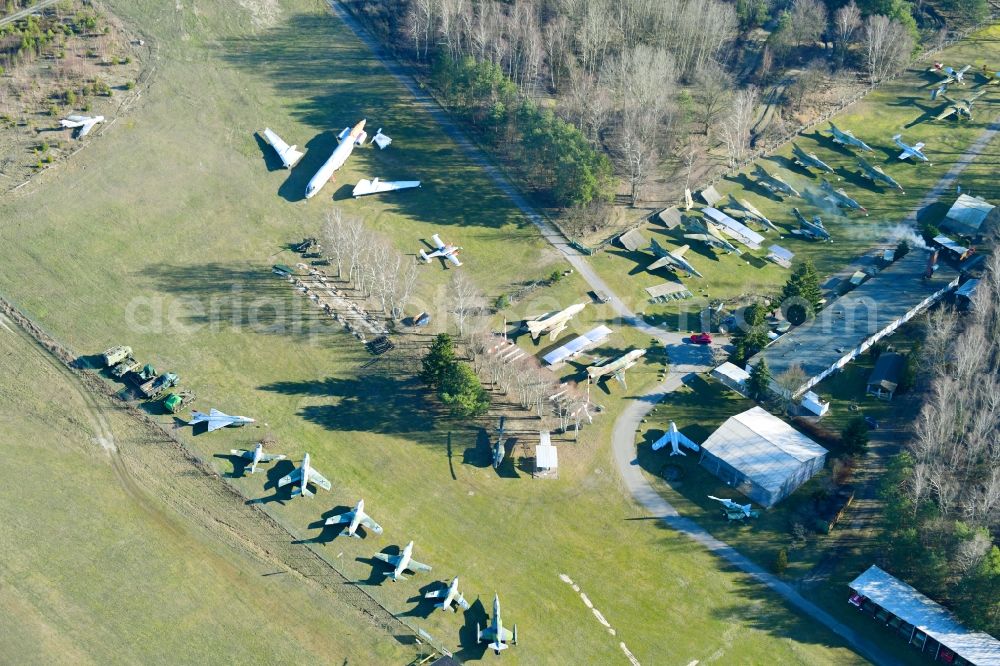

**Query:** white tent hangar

left=849, top=565, right=1000, bottom=665
left=534, top=431, right=558, bottom=478
left=699, top=407, right=827, bottom=508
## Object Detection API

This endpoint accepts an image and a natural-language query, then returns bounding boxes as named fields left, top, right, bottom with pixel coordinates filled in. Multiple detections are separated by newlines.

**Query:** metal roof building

left=942, top=193, right=997, bottom=237
left=748, top=250, right=959, bottom=397
left=849, top=565, right=1000, bottom=665
left=866, top=352, right=904, bottom=400
left=699, top=406, right=827, bottom=508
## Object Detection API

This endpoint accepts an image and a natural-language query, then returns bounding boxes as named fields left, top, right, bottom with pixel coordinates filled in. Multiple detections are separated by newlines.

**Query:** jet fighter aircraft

left=752, top=164, right=800, bottom=197
left=229, top=442, right=286, bottom=475
left=60, top=114, right=104, bottom=138
left=277, top=453, right=332, bottom=498
left=425, top=577, right=470, bottom=612
left=190, top=409, right=255, bottom=432
left=525, top=303, right=586, bottom=341
left=858, top=157, right=904, bottom=192
left=644, top=238, right=703, bottom=278
left=325, top=499, right=383, bottom=538
left=682, top=215, right=742, bottom=254
left=586, top=349, right=646, bottom=388
left=792, top=207, right=831, bottom=241
left=893, top=134, right=929, bottom=162
left=477, top=594, right=518, bottom=654
left=820, top=179, right=867, bottom=214
left=826, top=122, right=873, bottom=152
left=374, top=541, right=431, bottom=582
left=791, top=142, right=835, bottom=174
left=722, top=194, right=778, bottom=231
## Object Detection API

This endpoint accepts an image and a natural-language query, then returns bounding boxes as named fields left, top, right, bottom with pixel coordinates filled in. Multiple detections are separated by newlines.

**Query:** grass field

left=0, top=317, right=412, bottom=664
left=0, top=0, right=871, bottom=662
left=587, top=26, right=1000, bottom=330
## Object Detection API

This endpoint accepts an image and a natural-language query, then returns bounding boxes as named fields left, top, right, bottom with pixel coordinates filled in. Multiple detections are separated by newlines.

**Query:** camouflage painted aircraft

left=820, top=179, right=867, bottom=214
left=934, top=89, right=986, bottom=121
left=644, top=238, right=703, bottom=278
left=478, top=594, right=518, bottom=654
left=723, top=194, right=778, bottom=231
left=792, top=207, right=831, bottom=241
left=752, top=164, right=800, bottom=197
left=826, top=122, right=873, bottom=152
left=791, top=142, right=835, bottom=174
left=682, top=215, right=742, bottom=254
left=858, top=157, right=904, bottom=193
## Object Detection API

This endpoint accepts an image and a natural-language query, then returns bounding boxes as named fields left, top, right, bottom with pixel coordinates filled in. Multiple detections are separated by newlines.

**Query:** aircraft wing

left=263, top=127, right=291, bottom=152
left=935, top=106, right=957, bottom=121
left=646, top=256, right=673, bottom=271
left=914, top=142, right=925, bottom=151
left=260, top=453, right=286, bottom=462
left=230, top=449, right=254, bottom=459
left=371, top=130, right=391, bottom=150
left=277, top=467, right=302, bottom=488
left=500, top=627, right=514, bottom=642
left=897, top=149, right=913, bottom=160
left=456, top=593, right=470, bottom=610
left=430, top=233, right=445, bottom=249
left=78, top=119, right=100, bottom=137
left=359, top=515, right=383, bottom=534
left=672, top=244, right=690, bottom=257
left=445, top=252, right=462, bottom=267
left=207, top=418, right=230, bottom=432
left=407, top=558, right=432, bottom=573
left=307, top=468, right=332, bottom=491
left=352, top=179, right=420, bottom=197
left=325, top=511, right=354, bottom=525
left=374, top=552, right=400, bottom=566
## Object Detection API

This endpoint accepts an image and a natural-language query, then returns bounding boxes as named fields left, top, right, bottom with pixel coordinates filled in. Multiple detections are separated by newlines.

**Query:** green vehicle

left=162, top=391, right=194, bottom=414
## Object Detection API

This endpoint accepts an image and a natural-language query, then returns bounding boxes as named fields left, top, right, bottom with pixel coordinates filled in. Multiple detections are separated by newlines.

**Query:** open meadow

left=0, top=0, right=874, bottom=662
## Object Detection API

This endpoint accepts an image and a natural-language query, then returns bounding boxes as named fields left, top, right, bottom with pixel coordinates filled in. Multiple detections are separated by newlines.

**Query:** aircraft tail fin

left=419, top=249, right=431, bottom=263
left=525, top=319, right=545, bottom=339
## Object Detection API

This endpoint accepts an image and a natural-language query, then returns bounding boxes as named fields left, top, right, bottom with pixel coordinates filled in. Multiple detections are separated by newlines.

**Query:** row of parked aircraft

left=190, top=408, right=516, bottom=654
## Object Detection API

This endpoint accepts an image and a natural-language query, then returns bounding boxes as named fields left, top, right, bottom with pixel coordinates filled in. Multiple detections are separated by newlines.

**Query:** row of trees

left=880, top=252, right=1000, bottom=635
left=321, top=209, right=420, bottom=319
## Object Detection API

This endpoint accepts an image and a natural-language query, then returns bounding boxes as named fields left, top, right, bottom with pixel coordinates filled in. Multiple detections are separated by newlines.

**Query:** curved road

left=0, top=0, right=60, bottom=28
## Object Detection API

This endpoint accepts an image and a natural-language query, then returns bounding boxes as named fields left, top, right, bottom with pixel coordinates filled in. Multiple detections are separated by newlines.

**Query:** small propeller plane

left=752, top=164, right=800, bottom=197
left=229, top=442, right=286, bottom=475
left=826, top=122, right=873, bottom=152
left=261, top=128, right=304, bottom=168
left=791, top=142, right=835, bottom=174
left=374, top=541, right=431, bottom=582
left=893, top=134, right=929, bottom=162
left=586, top=349, right=646, bottom=388
left=722, top=194, right=778, bottom=231
left=189, top=409, right=255, bottom=432
left=858, top=157, right=904, bottom=192
left=478, top=594, right=518, bottom=654
left=930, top=62, right=971, bottom=86
left=820, top=179, right=867, bottom=214
left=325, top=499, right=383, bottom=538
left=277, top=453, right=332, bottom=498
left=419, top=234, right=462, bottom=267
left=934, top=89, right=986, bottom=121
left=792, top=207, right=831, bottom=241
left=60, top=114, right=104, bottom=138
left=645, top=238, right=703, bottom=278
left=425, top=577, right=470, bottom=612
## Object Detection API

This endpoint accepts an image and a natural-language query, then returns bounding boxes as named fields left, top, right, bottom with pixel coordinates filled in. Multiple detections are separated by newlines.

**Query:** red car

left=690, top=333, right=712, bottom=344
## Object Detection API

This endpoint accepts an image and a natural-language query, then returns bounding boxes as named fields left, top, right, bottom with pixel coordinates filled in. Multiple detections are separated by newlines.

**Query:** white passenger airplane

left=374, top=541, right=431, bottom=582
left=419, top=234, right=462, bottom=267
left=60, top=114, right=104, bottom=138
left=305, top=119, right=367, bottom=199
left=229, top=442, right=286, bottom=475
left=261, top=128, right=304, bottom=169
left=425, top=576, right=470, bottom=612
left=189, top=409, right=255, bottom=432
left=325, top=499, right=383, bottom=538
left=277, top=453, right=332, bottom=498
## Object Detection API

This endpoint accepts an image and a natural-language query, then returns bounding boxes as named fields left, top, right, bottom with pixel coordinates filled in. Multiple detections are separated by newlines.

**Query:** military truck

left=110, top=355, right=140, bottom=379
left=131, top=364, right=179, bottom=399
left=162, top=391, right=194, bottom=414
left=101, top=345, right=132, bottom=367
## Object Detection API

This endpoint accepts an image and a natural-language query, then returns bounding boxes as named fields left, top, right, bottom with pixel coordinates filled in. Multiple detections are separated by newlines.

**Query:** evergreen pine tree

left=420, top=333, right=455, bottom=387
left=747, top=357, right=773, bottom=400
left=781, top=260, right=823, bottom=323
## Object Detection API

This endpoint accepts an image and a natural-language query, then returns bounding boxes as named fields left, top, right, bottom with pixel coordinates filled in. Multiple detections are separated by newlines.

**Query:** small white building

left=711, top=362, right=751, bottom=395
left=800, top=391, right=830, bottom=416
left=699, top=407, right=828, bottom=508
left=534, top=431, right=558, bottom=478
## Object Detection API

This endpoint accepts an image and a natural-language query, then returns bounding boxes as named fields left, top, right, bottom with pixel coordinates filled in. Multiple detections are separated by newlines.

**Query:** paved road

left=0, top=0, right=59, bottom=28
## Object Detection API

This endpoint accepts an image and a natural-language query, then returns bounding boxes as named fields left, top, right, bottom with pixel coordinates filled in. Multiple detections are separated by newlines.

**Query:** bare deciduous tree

left=833, top=1, right=861, bottom=66
left=789, top=0, right=828, bottom=48
left=693, top=60, right=732, bottom=138
left=863, top=14, right=913, bottom=84
left=719, top=85, right=758, bottom=167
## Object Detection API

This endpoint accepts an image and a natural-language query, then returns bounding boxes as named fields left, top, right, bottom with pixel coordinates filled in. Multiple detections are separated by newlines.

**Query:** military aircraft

left=425, top=577, right=470, bottom=612
left=305, top=119, right=367, bottom=199
left=229, top=442, right=286, bottom=475
left=586, top=349, right=646, bottom=388
left=722, top=194, right=778, bottom=231
left=60, top=114, right=104, bottom=138
left=934, top=89, right=986, bottom=121
left=792, top=207, right=831, bottom=241
left=708, top=495, right=759, bottom=519
left=752, top=164, right=800, bottom=197
left=682, top=215, right=741, bottom=254
left=277, top=452, right=332, bottom=498
left=370, top=128, right=392, bottom=149
left=261, top=128, right=304, bottom=169
left=189, top=409, right=255, bottom=432
left=374, top=541, right=431, bottom=582
left=477, top=594, right=517, bottom=654
left=419, top=233, right=462, bottom=267
left=645, top=238, right=703, bottom=278
left=978, top=64, right=1000, bottom=85
left=930, top=63, right=971, bottom=86
left=791, top=142, right=835, bottom=174
left=826, top=122, right=873, bottom=152
left=931, top=83, right=949, bottom=101
left=352, top=178, right=420, bottom=197
left=820, top=179, right=867, bottom=214
left=525, top=303, right=587, bottom=341
left=893, top=134, right=929, bottom=162
left=325, top=499, right=383, bottom=538
left=492, top=416, right=507, bottom=470
left=651, top=421, right=699, bottom=456
left=858, top=157, right=904, bottom=192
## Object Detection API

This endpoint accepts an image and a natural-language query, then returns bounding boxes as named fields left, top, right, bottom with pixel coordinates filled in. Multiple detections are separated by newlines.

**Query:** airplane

left=373, top=541, right=431, bottom=582
left=325, top=498, right=383, bottom=538
left=352, top=178, right=421, bottom=197
left=586, top=349, right=646, bottom=388
left=645, top=238, right=703, bottom=278
left=930, top=63, right=971, bottom=86
left=260, top=128, right=304, bottom=169
left=477, top=593, right=517, bottom=654
left=277, top=452, right=332, bottom=498
left=229, top=442, right=286, bottom=475
left=858, top=157, right=904, bottom=192
left=419, top=233, right=462, bottom=267
left=791, top=142, right=835, bottom=174
left=978, top=64, right=1000, bottom=85
left=792, top=207, right=830, bottom=241
left=893, top=134, right=929, bottom=162
left=722, top=194, right=778, bottom=231
left=682, top=215, right=742, bottom=254
left=524, top=303, right=587, bottom=341
left=826, top=122, right=873, bottom=152
left=931, top=83, right=949, bottom=101
left=751, top=164, right=800, bottom=197
left=60, top=114, right=104, bottom=138
left=820, top=179, right=867, bottom=214
left=651, top=421, right=699, bottom=456
left=934, top=89, right=986, bottom=121
left=370, top=128, right=392, bottom=149
left=305, top=119, right=367, bottom=199
left=708, top=495, right=757, bottom=519
left=189, top=408, right=255, bottom=432
left=425, top=576, right=470, bottom=612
